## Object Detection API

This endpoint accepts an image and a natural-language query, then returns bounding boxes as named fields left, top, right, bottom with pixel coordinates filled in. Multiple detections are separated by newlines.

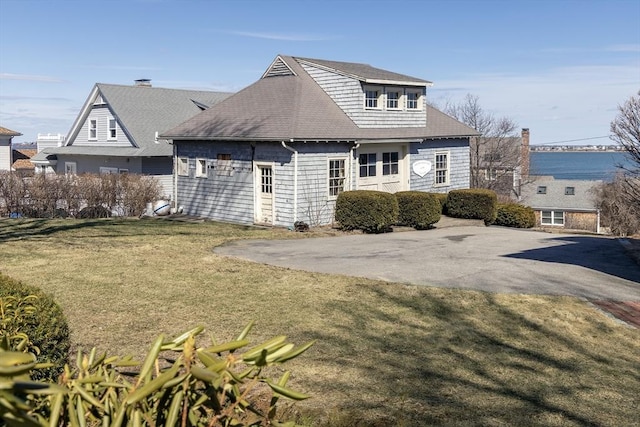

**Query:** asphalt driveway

left=214, top=226, right=640, bottom=300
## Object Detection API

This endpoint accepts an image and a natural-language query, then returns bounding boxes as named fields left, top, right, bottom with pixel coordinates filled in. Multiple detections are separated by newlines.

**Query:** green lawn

left=0, top=218, right=638, bottom=426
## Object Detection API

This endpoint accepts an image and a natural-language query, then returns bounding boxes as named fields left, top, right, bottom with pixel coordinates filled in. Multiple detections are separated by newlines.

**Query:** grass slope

left=0, top=218, right=638, bottom=426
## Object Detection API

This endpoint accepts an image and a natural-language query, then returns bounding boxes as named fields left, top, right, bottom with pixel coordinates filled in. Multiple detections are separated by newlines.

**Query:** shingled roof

left=162, top=55, right=477, bottom=142
left=50, top=84, right=232, bottom=157
left=0, top=126, right=22, bottom=137
left=521, top=178, right=600, bottom=211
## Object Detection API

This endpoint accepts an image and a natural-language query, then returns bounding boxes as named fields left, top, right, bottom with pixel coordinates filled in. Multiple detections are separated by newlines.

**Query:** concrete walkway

left=215, top=224, right=640, bottom=301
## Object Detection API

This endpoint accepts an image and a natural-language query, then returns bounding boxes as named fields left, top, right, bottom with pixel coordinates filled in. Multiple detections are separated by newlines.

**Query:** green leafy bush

left=0, top=323, right=313, bottom=426
left=335, top=190, right=399, bottom=233
left=0, top=273, right=70, bottom=381
left=495, top=203, right=536, bottom=228
left=446, top=189, right=498, bottom=225
left=396, top=191, right=441, bottom=229
left=428, top=192, right=448, bottom=214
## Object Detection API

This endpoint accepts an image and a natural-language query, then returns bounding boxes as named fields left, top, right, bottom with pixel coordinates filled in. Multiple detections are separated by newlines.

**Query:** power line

left=534, top=135, right=612, bottom=145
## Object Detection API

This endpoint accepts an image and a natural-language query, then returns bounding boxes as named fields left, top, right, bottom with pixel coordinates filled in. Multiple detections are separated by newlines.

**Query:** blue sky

left=1, top=0, right=638, bottom=145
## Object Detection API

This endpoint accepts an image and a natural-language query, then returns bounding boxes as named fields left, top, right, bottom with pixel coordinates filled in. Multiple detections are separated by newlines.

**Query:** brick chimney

left=134, top=79, right=152, bottom=87
left=520, top=128, right=530, bottom=178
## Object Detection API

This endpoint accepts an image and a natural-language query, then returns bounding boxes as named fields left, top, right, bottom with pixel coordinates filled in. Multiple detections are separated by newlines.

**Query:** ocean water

left=529, top=151, right=632, bottom=181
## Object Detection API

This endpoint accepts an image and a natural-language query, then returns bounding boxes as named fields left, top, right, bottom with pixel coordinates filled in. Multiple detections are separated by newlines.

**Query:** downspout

left=350, top=143, right=360, bottom=190
left=172, top=142, right=178, bottom=209
left=596, top=209, right=601, bottom=234
left=281, top=140, right=298, bottom=224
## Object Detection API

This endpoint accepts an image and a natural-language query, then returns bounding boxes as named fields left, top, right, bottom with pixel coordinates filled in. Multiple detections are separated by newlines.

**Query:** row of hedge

left=335, top=189, right=535, bottom=233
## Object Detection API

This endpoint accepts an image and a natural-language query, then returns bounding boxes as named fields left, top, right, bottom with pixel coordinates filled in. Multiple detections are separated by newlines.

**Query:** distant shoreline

left=530, top=145, right=623, bottom=152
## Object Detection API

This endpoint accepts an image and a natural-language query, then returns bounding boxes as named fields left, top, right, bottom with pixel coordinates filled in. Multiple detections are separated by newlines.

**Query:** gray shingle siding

left=409, top=139, right=470, bottom=192
left=301, top=63, right=427, bottom=128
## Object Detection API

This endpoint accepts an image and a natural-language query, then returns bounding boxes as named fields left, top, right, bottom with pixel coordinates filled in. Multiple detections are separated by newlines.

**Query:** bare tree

left=591, top=174, right=640, bottom=236
left=443, top=94, right=523, bottom=198
left=610, top=90, right=640, bottom=206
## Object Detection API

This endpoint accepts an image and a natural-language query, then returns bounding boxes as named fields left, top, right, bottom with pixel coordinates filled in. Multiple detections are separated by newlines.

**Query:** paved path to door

left=215, top=226, right=640, bottom=301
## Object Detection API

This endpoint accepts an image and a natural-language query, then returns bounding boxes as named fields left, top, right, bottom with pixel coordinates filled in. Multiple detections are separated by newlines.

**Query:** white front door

left=357, top=144, right=408, bottom=193
left=255, top=163, right=274, bottom=224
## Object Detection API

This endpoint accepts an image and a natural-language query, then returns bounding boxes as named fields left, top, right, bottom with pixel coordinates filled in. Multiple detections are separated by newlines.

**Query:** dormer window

left=108, top=118, right=117, bottom=140
left=565, top=186, right=575, bottom=195
left=537, top=186, right=547, bottom=194
left=89, top=119, right=97, bottom=140
left=364, top=86, right=382, bottom=109
left=406, top=90, right=422, bottom=110
left=386, top=90, right=401, bottom=110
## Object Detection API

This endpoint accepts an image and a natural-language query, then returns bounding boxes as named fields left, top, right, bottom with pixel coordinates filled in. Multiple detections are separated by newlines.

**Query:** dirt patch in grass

left=0, top=218, right=638, bottom=426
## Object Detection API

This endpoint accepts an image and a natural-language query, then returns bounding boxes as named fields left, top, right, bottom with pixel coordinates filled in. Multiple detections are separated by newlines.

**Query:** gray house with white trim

left=31, top=81, right=231, bottom=198
left=162, top=55, right=479, bottom=227
left=521, top=177, right=601, bottom=233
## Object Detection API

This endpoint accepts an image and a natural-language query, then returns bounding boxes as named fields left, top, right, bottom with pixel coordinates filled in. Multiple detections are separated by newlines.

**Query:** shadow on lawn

left=0, top=219, right=115, bottom=243
left=303, top=284, right=640, bottom=426
left=504, top=235, right=640, bottom=284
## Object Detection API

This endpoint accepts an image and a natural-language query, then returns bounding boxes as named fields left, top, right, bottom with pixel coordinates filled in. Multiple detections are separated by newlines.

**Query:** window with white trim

left=196, top=158, right=207, bottom=178
left=364, top=86, right=382, bottom=109
left=328, top=158, right=347, bottom=198
left=177, top=157, right=189, bottom=176
left=108, top=118, right=117, bottom=140
left=434, top=152, right=449, bottom=185
left=359, top=153, right=377, bottom=177
left=89, top=120, right=97, bottom=140
left=565, top=186, right=575, bottom=195
left=65, top=162, right=77, bottom=175
left=541, top=210, right=564, bottom=226
left=406, top=90, right=422, bottom=110
left=386, top=90, right=401, bottom=110
left=382, top=152, right=399, bottom=175
left=537, top=186, right=547, bottom=194
left=100, top=167, right=118, bottom=174
left=216, top=154, right=232, bottom=176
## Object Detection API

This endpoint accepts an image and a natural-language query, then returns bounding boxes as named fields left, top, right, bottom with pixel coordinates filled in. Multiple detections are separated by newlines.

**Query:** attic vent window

left=537, top=186, right=547, bottom=194
left=565, top=186, right=575, bottom=195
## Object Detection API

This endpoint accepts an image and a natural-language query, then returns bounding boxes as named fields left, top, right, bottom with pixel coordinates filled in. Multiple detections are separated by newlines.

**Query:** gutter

left=281, top=140, right=298, bottom=223
left=350, top=143, right=360, bottom=190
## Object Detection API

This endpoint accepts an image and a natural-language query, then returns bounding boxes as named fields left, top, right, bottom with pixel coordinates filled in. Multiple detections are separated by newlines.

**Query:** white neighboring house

left=33, top=133, right=65, bottom=174
left=0, top=126, right=22, bottom=171
left=31, top=80, right=232, bottom=199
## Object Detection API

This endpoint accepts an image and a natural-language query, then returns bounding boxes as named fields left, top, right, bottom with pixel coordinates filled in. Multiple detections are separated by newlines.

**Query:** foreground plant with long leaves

left=0, top=319, right=314, bottom=426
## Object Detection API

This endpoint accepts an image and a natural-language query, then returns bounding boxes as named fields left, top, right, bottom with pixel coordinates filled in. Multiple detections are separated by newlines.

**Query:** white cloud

left=0, top=73, right=64, bottom=83
left=224, top=30, right=337, bottom=42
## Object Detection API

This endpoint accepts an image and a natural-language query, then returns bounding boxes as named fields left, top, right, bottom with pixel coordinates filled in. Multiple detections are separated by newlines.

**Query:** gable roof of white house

left=521, top=177, right=600, bottom=211
left=38, top=83, right=232, bottom=159
left=162, top=55, right=477, bottom=141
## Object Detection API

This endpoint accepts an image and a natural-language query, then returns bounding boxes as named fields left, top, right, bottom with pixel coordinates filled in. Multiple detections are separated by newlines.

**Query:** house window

left=537, top=186, right=547, bottom=194
left=565, top=186, right=575, bottom=195
left=89, top=120, right=97, bottom=140
left=541, top=210, right=564, bottom=226
left=382, top=152, right=399, bottom=175
left=434, top=152, right=449, bottom=185
left=386, top=90, right=401, bottom=109
left=108, top=118, right=117, bottom=140
left=364, top=86, right=381, bottom=109
left=177, top=157, right=189, bottom=176
left=65, top=162, right=77, bottom=175
left=359, top=153, right=377, bottom=177
left=216, top=153, right=232, bottom=176
left=196, top=158, right=207, bottom=178
left=261, top=167, right=273, bottom=194
left=406, top=91, right=421, bottom=110
left=99, top=167, right=118, bottom=174
left=484, top=168, right=498, bottom=181
left=328, top=158, right=347, bottom=198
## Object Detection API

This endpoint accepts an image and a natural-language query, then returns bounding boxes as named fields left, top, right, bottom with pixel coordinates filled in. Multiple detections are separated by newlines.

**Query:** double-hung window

left=108, top=118, right=117, bottom=140
left=434, top=152, right=449, bottom=185
left=89, top=120, right=97, bottom=140
left=177, top=157, right=189, bottom=176
left=196, top=159, right=207, bottom=178
left=359, top=153, right=377, bottom=177
left=328, top=158, right=347, bottom=198
left=386, top=91, right=401, bottom=109
left=364, top=86, right=381, bottom=109
left=406, top=91, right=421, bottom=110
left=541, top=210, right=564, bottom=226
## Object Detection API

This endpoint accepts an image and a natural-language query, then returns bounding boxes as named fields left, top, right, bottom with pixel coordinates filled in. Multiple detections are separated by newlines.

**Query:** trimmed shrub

left=427, top=192, right=448, bottom=214
left=335, top=190, right=398, bottom=233
left=495, top=203, right=536, bottom=228
left=0, top=273, right=70, bottom=381
left=396, top=191, right=441, bottom=229
left=77, top=205, right=112, bottom=219
left=447, top=189, right=498, bottom=225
